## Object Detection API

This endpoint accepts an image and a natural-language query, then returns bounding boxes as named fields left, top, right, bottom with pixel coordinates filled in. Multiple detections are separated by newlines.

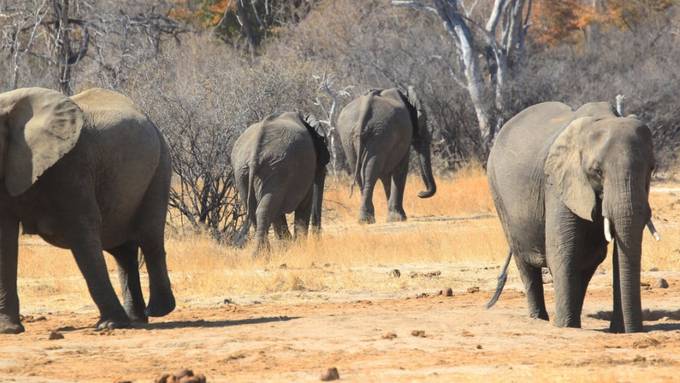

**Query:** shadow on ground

left=140, top=315, right=299, bottom=330
left=589, top=309, right=680, bottom=331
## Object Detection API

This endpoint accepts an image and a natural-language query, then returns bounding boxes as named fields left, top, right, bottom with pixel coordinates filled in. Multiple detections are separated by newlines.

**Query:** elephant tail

left=349, top=90, right=379, bottom=197
left=234, top=161, right=256, bottom=248
left=486, top=249, right=513, bottom=309
left=235, top=127, right=264, bottom=247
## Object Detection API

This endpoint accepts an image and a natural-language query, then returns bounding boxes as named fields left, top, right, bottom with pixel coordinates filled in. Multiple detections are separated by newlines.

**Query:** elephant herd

left=0, top=86, right=660, bottom=335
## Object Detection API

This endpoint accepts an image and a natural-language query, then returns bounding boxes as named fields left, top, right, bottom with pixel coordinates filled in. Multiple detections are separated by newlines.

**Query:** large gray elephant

left=0, top=87, right=175, bottom=334
left=487, top=101, right=658, bottom=333
left=232, top=112, right=329, bottom=253
left=336, top=87, right=436, bottom=224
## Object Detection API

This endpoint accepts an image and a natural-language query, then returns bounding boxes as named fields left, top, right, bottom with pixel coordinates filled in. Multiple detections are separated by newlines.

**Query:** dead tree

left=392, top=0, right=533, bottom=153
left=1, top=1, right=187, bottom=94
left=312, top=73, right=353, bottom=177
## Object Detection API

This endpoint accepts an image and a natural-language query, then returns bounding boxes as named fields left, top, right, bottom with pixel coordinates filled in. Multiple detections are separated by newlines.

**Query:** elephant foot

left=145, top=293, right=176, bottom=318
left=609, top=319, right=625, bottom=333
left=124, top=308, right=149, bottom=324
left=0, top=317, right=24, bottom=334
left=96, top=313, right=131, bottom=331
left=553, top=315, right=581, bottom=329
left=387, top=211, right=407, bottom=223
left=358, top=214, right=376, bottom=225
left=529, top=311, right=549, bottom=321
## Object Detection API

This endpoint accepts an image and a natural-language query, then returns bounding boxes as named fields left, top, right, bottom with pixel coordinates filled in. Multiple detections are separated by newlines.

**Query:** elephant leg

left=387, top=154, right=408, bottom=222
left=0, top=216, right=23, bottom=334
left=272, top=215, right=292, bottom=241
left=108, top=242, right=147, bottom=323
left=515, top=257, right=549, bottom=320
left=578, top=264, right=598, bottom=310
left=69, top=224, right=130, bottom=330
left=294, top=189, right=313, bottom=239
left=359, top=158, right=378, bottom=224
left=139, top=236, right=175, bottom=318
left=254, top=192, right=285, bottom=254
left=610, top=241, right=624, bottom=333
left=380, top=175, right=391, bottom=202
left=577, top=242, right=606, bottom=318
left=545, top=192, right=586, bottom=328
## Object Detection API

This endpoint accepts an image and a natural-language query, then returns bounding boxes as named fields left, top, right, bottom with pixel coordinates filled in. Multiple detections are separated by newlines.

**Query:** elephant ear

left=544, top=117, right=596, bottom=222
left=0, top=88, right=84, bottom=196
left=301, top=113, right=330, bottom=167
left=396, top=86, right=421, bottom=142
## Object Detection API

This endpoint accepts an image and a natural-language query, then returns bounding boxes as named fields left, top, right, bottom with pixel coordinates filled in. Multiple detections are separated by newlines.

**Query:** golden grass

left=14, top=163, right=680, bottom=311
left=323, top=161, right=494, bottom=223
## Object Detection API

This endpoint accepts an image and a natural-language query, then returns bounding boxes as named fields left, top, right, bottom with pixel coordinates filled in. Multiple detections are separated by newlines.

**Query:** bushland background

left=2, top=0, right=679, bottom=241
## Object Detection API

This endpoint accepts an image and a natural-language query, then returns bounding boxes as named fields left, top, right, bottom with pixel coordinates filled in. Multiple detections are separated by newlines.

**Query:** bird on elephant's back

left=0, top=87, right=176, bottom=334
left=486, top=100, right=658, bottom=333
left=231, top=112, right=330, bottom=255
left=336, top=86, right=436, bottom=224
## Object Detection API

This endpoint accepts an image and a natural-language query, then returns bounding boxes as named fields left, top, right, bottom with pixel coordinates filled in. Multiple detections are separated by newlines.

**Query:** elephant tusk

left=647, top=220, right=661, bottom=241
left=604, top=217, right=613, bottom=243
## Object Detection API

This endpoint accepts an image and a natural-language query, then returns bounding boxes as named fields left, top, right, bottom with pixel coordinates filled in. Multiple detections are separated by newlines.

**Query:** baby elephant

left=231, top=112, right=330, bottom=253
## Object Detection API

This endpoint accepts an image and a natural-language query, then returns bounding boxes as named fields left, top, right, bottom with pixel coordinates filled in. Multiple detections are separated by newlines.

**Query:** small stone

left=640, top=281, right=651, bottom=287
left=114, top=380, right=133, bottom=383
left=48, top=331, right=64, bottom=340
left=382, top=332, right=398, bottom=340
left=656, top=278, right=669, bottom=289
left=649, top=267, right=660, bottom=272
left=415, top=293, right=429, bottom=299
left=223, top=298, right=234, bottom=305
left=411, top=330, right=426, bottom=338
left=476, top=344, right=483, bottom=350
left=279, top=263, right=288, bottom=269
left=461, top=330, right=474, bottom=337
left=467, top=286, right=480, bottom=293
left=388, top=269, right=401, bottom=278
left=320, top=367, right=340, bottom=381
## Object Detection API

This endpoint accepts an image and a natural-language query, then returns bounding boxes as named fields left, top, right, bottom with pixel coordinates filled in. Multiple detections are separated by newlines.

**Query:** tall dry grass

left=15, top=165, right=680, bottom=312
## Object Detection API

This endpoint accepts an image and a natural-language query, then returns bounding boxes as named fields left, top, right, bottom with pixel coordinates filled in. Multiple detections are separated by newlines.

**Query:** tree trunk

left=236, top=0, right=256, bottom=59
left=54, top=0, right=72, bottom=95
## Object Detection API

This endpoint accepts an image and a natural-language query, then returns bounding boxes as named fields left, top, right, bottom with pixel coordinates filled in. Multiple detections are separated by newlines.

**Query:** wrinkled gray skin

left=336, top=87, right=436, bottom=223
left=232, top=112, right=330, bottom=254
left=0, top=87, right=175, bottom=334
left=488, top=101, right=654, bottom=333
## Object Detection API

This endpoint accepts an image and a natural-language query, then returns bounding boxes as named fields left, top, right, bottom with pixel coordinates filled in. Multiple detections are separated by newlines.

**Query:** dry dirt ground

left=3, top=276, right=680, bottom=383
left=3, top=175, right=680, bottom=382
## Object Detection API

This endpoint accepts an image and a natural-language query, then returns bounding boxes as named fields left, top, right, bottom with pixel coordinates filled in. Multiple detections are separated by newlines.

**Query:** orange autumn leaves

left=532, top=0, right=674, bottom=46
left=168, top=0, right=237, bottom=28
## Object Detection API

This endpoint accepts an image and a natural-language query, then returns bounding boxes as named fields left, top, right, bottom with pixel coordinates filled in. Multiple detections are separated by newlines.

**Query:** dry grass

left=15, top=164, right=680, bottom=313
left=323, top=162, right=494, bottom=224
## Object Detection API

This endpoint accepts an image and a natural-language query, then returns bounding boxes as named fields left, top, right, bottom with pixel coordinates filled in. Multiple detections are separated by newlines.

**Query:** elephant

left=0, top=87, right=176, bottom=334
left=231, top=112, right=330, bottom=253
left=486, top=101, right=658, bottom=333
left=336, top=87, right=436, bottom=224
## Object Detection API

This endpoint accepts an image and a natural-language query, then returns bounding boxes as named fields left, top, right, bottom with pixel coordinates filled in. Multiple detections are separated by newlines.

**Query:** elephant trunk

left=604, top=176, right=647, bottom=333
left=414, top=137, right=436, bottom=199
left=310, top=167, right=326, bottom=234
left=612, top=215, right=644, bottom=333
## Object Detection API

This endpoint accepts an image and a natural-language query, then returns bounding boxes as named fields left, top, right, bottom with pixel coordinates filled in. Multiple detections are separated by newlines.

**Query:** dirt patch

left=3, top=279, right=680, bottom=382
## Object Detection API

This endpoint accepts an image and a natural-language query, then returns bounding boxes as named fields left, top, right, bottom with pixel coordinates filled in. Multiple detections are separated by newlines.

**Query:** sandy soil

left=2, top=270, right=680, bottom=383
left=2, top=181, right=680, bottom=382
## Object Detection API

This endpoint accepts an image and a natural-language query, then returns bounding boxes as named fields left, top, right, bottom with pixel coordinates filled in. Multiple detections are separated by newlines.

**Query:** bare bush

left=125, top=34, right=318, bottom=240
